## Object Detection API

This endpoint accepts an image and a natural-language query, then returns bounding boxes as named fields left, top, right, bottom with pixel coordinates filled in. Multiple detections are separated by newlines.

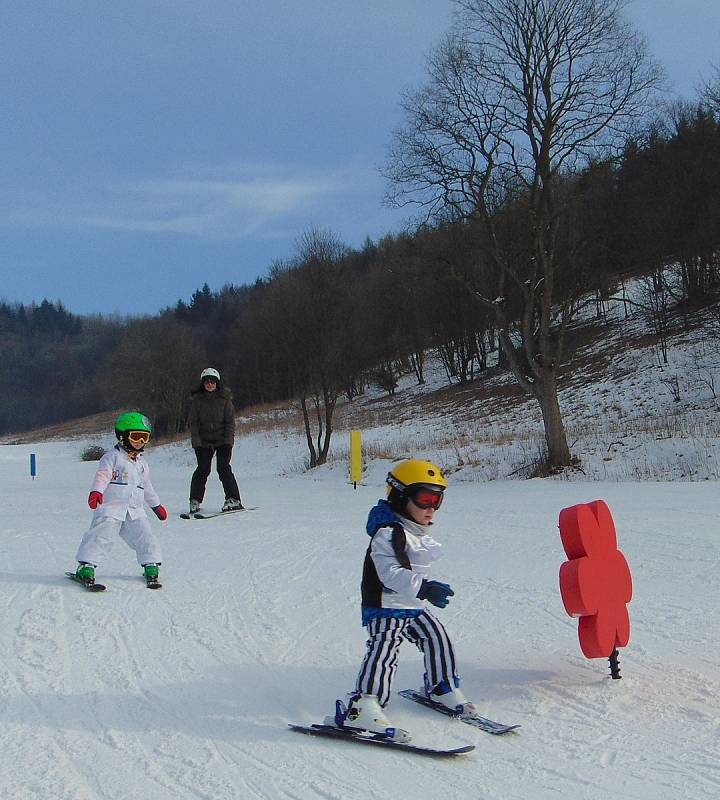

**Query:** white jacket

left=368, top=517, right=444, bottom=611
left=89, top=445, right=160, bottom=522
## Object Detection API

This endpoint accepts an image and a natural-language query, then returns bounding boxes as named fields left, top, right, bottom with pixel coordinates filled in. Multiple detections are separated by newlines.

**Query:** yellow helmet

left=386, top=459, right=447, bottom=496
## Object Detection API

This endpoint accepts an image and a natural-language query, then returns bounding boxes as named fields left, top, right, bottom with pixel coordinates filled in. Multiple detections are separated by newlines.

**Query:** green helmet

left=115, top=412, right=152, bottom=435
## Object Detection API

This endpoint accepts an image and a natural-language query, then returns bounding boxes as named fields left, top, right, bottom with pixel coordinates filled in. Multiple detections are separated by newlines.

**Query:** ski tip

left=398, top=688, right=519, bottom=735
left=190, top=507, right=257, bottom=519
left=65, top=572, right=106, bottom=591
left=437, top=744, right=475, bottom=755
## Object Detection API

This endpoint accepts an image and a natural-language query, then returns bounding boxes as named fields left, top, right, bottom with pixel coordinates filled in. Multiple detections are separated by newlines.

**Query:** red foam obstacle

left=558, top=500, right=632, bottom=662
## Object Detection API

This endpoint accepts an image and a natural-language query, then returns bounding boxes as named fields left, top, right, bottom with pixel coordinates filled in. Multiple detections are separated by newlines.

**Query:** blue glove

left=417, top=580, right=454, bottom=608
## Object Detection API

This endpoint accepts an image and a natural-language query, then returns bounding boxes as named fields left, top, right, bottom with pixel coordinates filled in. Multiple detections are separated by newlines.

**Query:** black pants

left=190, top=445, right=241, bottom=503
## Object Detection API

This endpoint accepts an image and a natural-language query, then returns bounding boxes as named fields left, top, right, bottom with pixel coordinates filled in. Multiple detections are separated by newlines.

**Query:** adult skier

left=73, top=412, right=166, bottom=587
left=188, top=367, right=243, bottom=514
left=329, top=459, right=477, bottom=743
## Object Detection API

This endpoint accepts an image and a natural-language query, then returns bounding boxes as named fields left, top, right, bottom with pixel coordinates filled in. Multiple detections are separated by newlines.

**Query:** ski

left=398, top=689, right=520, bottom=735
left=65, top=572, right=106, bottom=592
left=180, top=507, right=257, bottom=520
left=288, top=723, right=474, bottom=757
left=145, top=576, right=162, bottom=589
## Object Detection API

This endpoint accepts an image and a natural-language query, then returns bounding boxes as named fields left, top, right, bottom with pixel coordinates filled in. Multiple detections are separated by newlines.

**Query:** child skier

left=329, top=459, right=476, bottom=743
left=73, top=412, right=166, bottom=587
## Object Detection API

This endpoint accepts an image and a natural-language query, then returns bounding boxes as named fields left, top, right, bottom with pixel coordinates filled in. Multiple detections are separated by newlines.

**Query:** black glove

left=417, top=580, right=454, bottom=608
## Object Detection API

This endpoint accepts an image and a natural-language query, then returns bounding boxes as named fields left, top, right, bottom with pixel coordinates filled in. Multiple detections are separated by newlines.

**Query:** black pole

left=608, top=648, right=622, bottom=680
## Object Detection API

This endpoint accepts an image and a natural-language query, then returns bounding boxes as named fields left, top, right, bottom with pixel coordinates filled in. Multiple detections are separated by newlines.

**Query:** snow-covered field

left=1, top=433, right=718, bottom=800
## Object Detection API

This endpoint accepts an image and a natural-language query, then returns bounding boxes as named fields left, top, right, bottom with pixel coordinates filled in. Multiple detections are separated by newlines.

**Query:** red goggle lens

left=410, top=488, right=444, bottom=510
left=127, top=430, right=150, bottom=445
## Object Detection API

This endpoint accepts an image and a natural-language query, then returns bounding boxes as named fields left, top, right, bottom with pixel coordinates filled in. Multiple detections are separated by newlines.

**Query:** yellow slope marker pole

left=350, top=430, right=362, bottom=489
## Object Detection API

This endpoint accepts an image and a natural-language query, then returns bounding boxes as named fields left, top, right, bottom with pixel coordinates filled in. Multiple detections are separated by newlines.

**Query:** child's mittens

left=152, top=504, right=168, bottom=521
left=417, top=580, right=454, bottom=608
left=88, top=491, right=103, bottom=509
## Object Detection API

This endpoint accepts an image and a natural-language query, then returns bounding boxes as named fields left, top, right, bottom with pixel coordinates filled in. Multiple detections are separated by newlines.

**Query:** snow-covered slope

left=323, top=293, right=720, bottom=484
left=1, top=439, right=718, bottom=800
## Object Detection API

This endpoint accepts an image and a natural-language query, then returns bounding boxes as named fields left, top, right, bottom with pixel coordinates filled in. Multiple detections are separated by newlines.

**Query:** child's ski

left=145, top=576, right=162, bottom=589
left=398, top=689, right=519, bottom=735
left=65, top=572, right=106, bottom=592
left=179, top=507, right=257, bottom=520
left=288, top=723, right=474, bottom=757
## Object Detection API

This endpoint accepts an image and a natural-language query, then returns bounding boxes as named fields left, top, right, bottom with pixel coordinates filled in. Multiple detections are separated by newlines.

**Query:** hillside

left=214, top=290, right=720, bottom=483
left=5, top=288, right=720, bottom=486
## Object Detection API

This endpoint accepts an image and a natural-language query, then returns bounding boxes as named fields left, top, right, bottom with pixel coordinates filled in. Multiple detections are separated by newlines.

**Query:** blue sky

left=1, top=0, right=718, bottom=316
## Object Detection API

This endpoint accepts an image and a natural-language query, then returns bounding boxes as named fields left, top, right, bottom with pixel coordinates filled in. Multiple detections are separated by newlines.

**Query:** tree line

left=2, top=1, right=719, bottom=472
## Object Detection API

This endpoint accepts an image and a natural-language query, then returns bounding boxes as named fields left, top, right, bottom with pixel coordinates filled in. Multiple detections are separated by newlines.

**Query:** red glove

left=88, top=491, right=103, bottom=509
left=152, top=504, right=167, bottom=521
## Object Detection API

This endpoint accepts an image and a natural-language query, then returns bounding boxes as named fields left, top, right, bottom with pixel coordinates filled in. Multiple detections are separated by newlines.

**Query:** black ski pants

left=190, top=444, right=241, bottom=503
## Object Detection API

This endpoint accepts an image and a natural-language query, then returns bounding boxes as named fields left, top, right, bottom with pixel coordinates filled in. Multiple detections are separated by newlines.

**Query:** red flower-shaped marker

left=558, top=500, right=632, bottom=660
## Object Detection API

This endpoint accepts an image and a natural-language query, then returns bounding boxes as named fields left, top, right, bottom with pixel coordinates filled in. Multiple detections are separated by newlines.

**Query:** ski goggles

left=408, top=486, right=444, bottom=510
left=127, top=430, right=150, bottom=446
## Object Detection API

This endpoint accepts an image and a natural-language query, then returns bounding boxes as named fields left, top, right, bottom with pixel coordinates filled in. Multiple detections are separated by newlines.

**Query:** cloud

left=0, top=161, right=378, bottom=241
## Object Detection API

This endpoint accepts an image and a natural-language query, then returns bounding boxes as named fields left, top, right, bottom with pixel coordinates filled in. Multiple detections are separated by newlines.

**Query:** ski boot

left=426, top=677, right=477, bottom=716
left=326, top=694, right=411, bottom=743
left=142, top=563, right=162, bottom=589
left=75, top=562, right=96, bottom=586
left=222, top=497, right=244, bottom=512
left=189, top=499, right=201, bottom=514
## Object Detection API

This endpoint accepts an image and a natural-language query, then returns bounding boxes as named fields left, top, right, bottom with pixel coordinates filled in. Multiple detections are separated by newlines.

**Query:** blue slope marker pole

left=30, top=453, right=37, bottom=480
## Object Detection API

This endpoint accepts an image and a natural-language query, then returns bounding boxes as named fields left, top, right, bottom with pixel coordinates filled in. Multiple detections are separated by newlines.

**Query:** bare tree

left=701, top=65, right=720, bottom=115
left=268, top=228, right=353, bottom=468
left=385, top=0, right=661, bottom=468
left=639, top=269, right=673, bottom=365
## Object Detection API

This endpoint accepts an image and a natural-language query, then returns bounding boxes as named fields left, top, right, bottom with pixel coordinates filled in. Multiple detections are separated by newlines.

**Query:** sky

left=1, top=0, right=718, bottom=317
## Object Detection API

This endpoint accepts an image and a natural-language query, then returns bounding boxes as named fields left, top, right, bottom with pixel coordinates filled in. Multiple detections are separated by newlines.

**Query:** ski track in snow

left=0, top=443, right=718, bottom=799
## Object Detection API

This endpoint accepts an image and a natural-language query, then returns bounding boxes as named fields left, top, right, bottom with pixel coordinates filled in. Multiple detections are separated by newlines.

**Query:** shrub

left=373, top=366, right=398, bottom=396
left=80, top=445, right=105, bottom=462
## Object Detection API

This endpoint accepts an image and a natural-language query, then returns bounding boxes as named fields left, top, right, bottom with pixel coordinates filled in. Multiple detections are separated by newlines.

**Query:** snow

left=1, top=434, right=718, bottom=799
left=3, top=287, right=720, bottom=798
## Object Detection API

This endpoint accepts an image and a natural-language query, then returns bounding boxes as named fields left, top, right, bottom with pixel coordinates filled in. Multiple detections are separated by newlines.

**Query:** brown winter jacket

left=188, top=385, right=236, bottom=448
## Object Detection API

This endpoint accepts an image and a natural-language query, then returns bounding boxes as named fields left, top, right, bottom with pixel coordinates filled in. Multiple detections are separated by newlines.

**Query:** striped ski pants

left=354, top=611, right=458, bottom=707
